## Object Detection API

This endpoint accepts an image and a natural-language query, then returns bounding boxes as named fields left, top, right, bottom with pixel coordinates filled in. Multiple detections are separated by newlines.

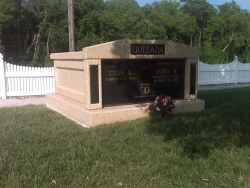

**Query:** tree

left=0, top=0, right=15, bottom=54
left=74, top=0, right=104, bottom=49
left=0, top=0, right=249, bottom=65
left=181, top=0, right=217, bottom=48
left=24, top=0, right=68, bottom=66
left=0, top=0, right=41, bottom=65
left=217, top=1, right=250, bottom=62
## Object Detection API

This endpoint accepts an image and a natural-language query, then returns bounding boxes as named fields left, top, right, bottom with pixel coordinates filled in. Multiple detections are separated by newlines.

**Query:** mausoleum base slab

left=46, top=93, right=205, bottom=128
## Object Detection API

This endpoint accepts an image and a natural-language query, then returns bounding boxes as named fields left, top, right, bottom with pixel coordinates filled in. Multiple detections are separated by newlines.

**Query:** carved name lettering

left=108, top=70, right=133, bottom=77
left=155, top=69, right=170, bottom=74
left=131, top=44, right=165, bottom=55
left=109, top=70, right=125, bottom=76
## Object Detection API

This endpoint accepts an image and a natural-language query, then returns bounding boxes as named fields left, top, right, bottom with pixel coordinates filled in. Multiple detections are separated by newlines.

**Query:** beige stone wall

left=184, top=58, right=199, bottom=99
left=82, top=40, right=199, bottom=59
left=84, top=59, right=102, bottom=110
left=53, top=59, right=86, bottom=104
left=47, top=40, right=203, bottom=127
left=50, top=40, right=200, bottom=109
left=47, top=92, right=205, bottom=127
left=189, top=58, right=199, bottom=99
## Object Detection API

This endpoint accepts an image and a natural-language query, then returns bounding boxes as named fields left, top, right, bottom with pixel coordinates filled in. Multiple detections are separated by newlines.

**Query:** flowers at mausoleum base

left=148, top=94, right=175, bottom=117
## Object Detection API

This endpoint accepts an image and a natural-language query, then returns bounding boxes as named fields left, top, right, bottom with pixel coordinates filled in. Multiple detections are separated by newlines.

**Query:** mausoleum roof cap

left=51, top=39, right=199, bottom=60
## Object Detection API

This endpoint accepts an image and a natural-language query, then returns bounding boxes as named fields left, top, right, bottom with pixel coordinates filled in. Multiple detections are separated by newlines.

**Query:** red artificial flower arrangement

left=148, top=94, right=175, bottom=117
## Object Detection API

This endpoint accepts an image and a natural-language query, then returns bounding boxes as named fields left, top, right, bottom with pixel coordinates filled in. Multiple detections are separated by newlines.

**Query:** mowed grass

left=1, top=87, right=250, bottom=187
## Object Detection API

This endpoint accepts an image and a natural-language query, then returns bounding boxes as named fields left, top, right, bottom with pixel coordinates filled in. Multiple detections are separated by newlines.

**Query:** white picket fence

left=0, top=53, right=54, bottom=99
left=198, top=57, right=250, bottom=85
left=1, top=54, right=250, bottom=99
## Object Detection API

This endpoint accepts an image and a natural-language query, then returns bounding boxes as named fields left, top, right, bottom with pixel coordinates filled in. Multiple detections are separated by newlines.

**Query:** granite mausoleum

left=46, top=40, right=205, bottom=127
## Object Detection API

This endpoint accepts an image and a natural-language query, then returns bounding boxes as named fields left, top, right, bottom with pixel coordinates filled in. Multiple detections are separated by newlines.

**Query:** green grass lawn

left=1, top=87, right=250, bottom=187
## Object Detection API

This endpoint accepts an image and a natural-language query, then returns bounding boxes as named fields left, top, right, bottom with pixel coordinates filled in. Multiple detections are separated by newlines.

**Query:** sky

left=137, top=0, right=250, bottom=11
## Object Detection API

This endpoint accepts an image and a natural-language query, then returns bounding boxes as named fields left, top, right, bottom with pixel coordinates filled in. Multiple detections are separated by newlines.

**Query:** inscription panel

left=131, top=44, right=165, bottom=55
left=190, top=63, right=196, bottom=95
left=90, top=65, right=99, bottom=104
left=102, top=59, right=184, bottom=106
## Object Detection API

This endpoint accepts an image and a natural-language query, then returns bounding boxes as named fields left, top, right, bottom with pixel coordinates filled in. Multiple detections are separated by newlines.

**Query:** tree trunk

left=47, top=30, right=51, bottom=54
left=34, top=33, right=40, bottom=57
left=223, top=29, right=234, bottom=52
left=190, top=34, right=193, bottom=47
left=199, top=29, right=202, bottom=47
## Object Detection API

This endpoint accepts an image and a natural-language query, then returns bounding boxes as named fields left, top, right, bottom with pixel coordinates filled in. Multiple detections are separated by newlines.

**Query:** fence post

left=0, top=53, right=7, bottom=99
left=234, top=56, right=238, bottom=84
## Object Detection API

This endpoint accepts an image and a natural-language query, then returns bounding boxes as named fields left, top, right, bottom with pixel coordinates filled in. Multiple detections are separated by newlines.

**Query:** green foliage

left=199, top=41, right=226, bottom=63
left=44, top=54, right=53, bottom=66
left=0, top=40, right=4, bottom=53
left=0, top=0, right=250, bottom=65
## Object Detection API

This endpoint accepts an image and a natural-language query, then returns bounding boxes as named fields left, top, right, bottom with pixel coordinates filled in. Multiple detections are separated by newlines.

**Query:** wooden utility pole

left=68, top=0, right=75, bottom=51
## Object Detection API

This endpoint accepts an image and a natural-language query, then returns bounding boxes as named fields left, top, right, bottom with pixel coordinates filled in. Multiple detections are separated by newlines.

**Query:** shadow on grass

left=145, top=87, right=250, bottom=159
